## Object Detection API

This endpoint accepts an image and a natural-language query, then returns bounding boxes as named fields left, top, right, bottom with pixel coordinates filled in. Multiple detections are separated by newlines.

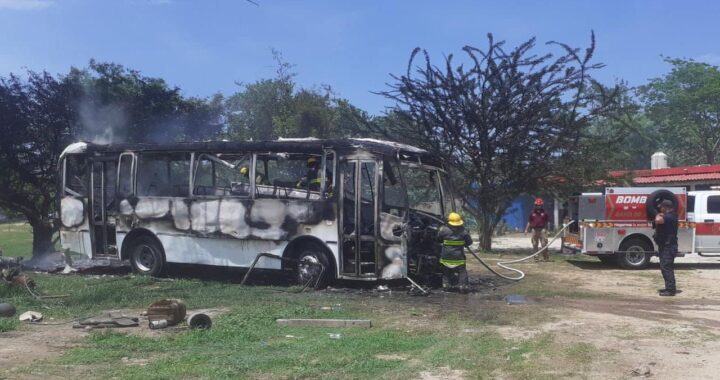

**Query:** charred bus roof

left=65, top=138, right=443, bottom=167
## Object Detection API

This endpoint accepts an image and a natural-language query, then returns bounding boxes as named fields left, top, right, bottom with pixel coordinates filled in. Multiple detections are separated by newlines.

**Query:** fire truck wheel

left=618, top=238, right=652, bottom=269
left=129, top=235, right=166, bottom=276
left=296, top=244, right=332, bottom=289
left=646, top=190, right=679, bottom=220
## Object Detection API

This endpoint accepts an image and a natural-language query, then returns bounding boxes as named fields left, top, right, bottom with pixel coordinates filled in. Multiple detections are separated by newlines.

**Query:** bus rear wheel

left=128, top=235, right=166, bottom=276
left=295, top=244, right=332, bottom=289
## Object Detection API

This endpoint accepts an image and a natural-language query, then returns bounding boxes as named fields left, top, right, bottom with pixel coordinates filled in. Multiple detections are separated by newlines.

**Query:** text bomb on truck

left=563, top=187, right=720, bottom=268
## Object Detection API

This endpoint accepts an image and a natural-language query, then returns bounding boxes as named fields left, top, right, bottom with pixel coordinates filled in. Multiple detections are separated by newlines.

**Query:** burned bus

left=57, top=138, right=456, bottom=285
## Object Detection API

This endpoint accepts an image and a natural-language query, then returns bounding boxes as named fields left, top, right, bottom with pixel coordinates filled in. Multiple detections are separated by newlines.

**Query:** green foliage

left=639, top=58, right=720, bottom=165
left=0, top=61, right=223, bottom=256
left=225, top=51, right=372, bottom=141
left=379, top=33, right=619, bottom=249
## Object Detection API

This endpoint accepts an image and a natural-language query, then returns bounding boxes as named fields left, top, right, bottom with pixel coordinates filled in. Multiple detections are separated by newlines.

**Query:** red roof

left=616, top=164, right=720, bottom=185
left=634, top=173, right=720, bottom=184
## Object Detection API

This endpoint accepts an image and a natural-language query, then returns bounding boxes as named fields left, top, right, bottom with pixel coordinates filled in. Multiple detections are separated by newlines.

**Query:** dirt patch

left=374, top=353, right=408, bottom=361
left=0, top=322, right=86, bottom=372
left=0, top=306, right=228, bottom=374
left=417, top=366, right=465, bottom=380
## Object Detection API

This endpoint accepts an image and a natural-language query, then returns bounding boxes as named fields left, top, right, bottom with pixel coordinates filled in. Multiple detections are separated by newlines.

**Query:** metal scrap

left=18, top=311, right=43, bottom=322
left=73, top=312, right=139, bottom=329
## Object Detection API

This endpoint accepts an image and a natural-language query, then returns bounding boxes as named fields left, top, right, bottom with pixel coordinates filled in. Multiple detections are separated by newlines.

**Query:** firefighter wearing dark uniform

left=437, top=212, right=473, bottom=293
left=655, top=199, right=679, bottom=296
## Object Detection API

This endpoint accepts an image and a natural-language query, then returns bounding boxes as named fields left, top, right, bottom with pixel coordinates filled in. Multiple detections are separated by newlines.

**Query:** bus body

left=57, top=139, right=455, bottom=283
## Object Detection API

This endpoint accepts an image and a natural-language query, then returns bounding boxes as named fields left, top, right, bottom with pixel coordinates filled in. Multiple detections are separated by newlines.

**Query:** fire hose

left=467, top=221, right=577, bottom=281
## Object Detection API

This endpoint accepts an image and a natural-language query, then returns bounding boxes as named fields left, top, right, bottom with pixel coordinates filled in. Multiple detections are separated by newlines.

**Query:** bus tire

left=617, top=238, right=652, bottom=269
left=128, top=235, right=166, bottom=276
left=295, top=243, right=332, bottom=289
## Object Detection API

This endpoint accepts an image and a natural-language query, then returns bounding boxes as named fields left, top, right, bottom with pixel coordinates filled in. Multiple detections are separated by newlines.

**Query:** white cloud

left=0, top=0, right=54, bottom=11
left=694, top=53, right=720, bottom=66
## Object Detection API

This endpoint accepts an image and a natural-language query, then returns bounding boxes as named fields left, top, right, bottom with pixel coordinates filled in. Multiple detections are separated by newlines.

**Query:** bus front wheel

left=128, top=235, right=166, bottom=276
left=296, top=244, right=331, bottom=289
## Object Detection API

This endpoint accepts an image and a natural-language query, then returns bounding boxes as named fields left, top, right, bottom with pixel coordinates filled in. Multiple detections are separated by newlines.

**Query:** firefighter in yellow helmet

left=437, top=212, right=473, bottom=293
left=297, top=156, right=324, bottom=191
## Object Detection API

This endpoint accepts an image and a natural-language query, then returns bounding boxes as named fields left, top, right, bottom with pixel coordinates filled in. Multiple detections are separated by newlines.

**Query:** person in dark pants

left=437, top=212, right=473, bottom=293
left=525, top=198, right=550, bottom=261
left=654, top=199, right=679, bottom=296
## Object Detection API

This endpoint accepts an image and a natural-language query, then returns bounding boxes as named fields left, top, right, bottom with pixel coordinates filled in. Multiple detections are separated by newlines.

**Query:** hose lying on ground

left=467, top=221, right=577, bottom=281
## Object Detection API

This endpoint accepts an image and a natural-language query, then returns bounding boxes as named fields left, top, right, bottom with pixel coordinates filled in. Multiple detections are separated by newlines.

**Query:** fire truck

left=562, top=187, right=720, bottom=269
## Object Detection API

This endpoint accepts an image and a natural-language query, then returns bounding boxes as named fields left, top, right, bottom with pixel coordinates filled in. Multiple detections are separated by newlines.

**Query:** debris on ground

left=276, top=319, right=372, bottom=328
left=327, top=333, right=342, bottom=339
left=73, top=312, right=139, bottom=329
left=0, top=303, right=16, bottom=317
left=18, top=311, right=43, bottom=322
left=1, top=267, right=34, bottom=288
left=149, top=319, right=168, bottom=329
left=630, top=365, right=652, bottom=377
left=147, top=299, right=187, bottom=326
left=187, top=312, right=212, bottom=330
left=504, top=295, right=528, bottom=305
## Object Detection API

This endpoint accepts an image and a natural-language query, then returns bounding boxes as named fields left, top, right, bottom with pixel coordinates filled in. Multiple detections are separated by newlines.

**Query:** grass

left=1, top=226, right=617, bottom=379
left=2, top=273, right=582, bottom=379
left=0, top=222, right=33, bottom=259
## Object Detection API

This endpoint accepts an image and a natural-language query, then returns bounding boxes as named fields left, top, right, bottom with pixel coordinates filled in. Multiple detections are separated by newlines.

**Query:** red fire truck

left=561, top=187, right=720, bottom=269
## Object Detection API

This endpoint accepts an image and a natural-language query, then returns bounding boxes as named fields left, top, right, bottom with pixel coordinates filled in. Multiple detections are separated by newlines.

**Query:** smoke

left=78, top=100, right=128, bottom=144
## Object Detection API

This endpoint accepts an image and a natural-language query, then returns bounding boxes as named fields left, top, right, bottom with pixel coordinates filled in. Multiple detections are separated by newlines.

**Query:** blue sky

left=1, top=0, right=719, bottom=115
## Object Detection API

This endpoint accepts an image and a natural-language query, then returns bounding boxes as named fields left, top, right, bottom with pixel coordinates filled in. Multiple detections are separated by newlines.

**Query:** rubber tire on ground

left=295, top=243, right=333, bottom=289
left=617, top=238, right=652, bottom=269
left=597, top=255, right=617, bottom=265
left=646, top=190, right=679, bottom=220
left=128, top=235, right=166, bottom=276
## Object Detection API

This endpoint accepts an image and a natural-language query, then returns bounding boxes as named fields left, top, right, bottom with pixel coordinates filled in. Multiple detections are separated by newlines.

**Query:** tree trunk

left=476, top=214, right=497, bottom=251
left=31, top=220, right=55, bottom=257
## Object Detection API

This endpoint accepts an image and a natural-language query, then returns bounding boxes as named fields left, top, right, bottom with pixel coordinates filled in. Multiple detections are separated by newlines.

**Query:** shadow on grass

left=565, top=259, right=720, bottom=271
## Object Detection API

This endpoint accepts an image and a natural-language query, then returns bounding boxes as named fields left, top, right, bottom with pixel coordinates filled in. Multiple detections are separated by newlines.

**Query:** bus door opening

left=341, top=160, right=378, bottom=277
left=90, top=157, right=118, bottom=257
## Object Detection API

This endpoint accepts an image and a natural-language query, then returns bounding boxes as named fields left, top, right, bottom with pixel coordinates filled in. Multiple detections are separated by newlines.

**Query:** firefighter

left=525, top=198, right=550, bottom=261
left=297, top=157, right=323, bottom=191
left=437, top=212, right=473, bottom=293
left=655, top=199, right=679, bottom=296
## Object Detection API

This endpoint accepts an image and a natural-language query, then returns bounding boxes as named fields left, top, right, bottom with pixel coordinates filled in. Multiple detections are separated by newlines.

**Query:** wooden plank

left=276, top=319, right=372, bottom=328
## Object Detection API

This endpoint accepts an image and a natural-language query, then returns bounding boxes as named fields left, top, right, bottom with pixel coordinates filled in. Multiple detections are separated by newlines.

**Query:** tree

left=379, top=33, right=618, bottom=250
left=639, top=58, right=720, bottom=165
left=226, top=50, right=372, bottom=140
left=0, top=62, right=223, bottom=257
left=0, top=71, right=83, bottom=256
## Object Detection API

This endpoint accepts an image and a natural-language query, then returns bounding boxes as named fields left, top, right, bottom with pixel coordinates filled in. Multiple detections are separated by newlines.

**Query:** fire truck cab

left=562, top=187, right=719, bottom=269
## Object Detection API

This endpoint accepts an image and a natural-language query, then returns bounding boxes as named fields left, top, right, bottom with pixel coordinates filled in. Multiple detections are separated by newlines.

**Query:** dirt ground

left=3, top=234, right=720, bottom=379
left=489, top=233, right=720, bottom=379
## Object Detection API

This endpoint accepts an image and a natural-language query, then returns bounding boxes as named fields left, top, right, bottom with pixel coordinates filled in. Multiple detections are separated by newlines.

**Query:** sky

left=1, top=0, right=719, bottom=115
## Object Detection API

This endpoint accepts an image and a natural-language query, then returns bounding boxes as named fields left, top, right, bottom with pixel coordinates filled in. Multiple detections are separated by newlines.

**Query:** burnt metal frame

left=240, top=252, right=325, bottom=290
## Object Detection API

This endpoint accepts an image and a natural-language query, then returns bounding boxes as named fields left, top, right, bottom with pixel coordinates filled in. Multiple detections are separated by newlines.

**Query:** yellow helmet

left=448, top=212, right=463, bottom=226
left=307, top=157, right=319, bottom=165
left=239, top=166, right=249, bottom=175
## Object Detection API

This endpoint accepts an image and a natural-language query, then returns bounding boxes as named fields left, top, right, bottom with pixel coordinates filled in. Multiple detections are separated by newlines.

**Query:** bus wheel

left=618, top=238, right=651, bottom=269
left=296, top=244, right=331, bottom=289
left=129, top=236, right=166, bottom=276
